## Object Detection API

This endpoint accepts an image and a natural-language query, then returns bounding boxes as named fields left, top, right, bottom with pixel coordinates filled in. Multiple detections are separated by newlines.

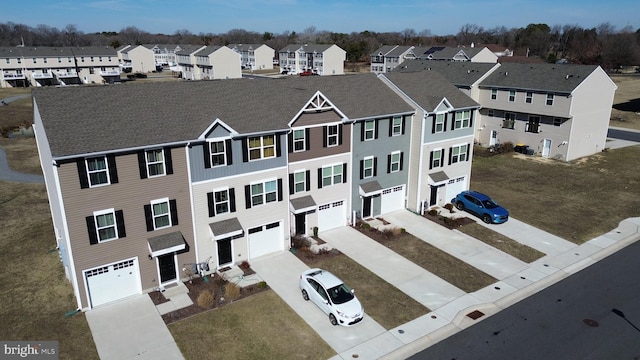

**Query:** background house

left=278, top=44, right=346, bottom=75
left=227, top=43, right=275, bottom=70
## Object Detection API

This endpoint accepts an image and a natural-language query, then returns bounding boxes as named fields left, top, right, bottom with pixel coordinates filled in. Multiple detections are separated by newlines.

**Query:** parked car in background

left=299, top=70, right=313, bottom=76
left=299, top=268, right=364, bottom=326
left=452, top=191, right=509, bottom=224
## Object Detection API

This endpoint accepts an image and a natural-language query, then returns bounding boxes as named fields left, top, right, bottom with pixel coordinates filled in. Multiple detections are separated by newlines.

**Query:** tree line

left=1, top=21, right=639, bottom=69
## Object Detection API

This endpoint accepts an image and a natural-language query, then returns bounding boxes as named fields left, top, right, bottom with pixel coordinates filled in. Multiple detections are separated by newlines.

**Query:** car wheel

left=301, top=289, right=309, bottom=301
left=455, top=201, right=464, bottom=210
left=329, top=313, right=338, bottom=326
left=482, top=214, right=492, bottom=224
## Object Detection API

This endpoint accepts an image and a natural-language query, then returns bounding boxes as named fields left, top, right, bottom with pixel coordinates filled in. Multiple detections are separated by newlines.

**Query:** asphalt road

left=410, top=239, right=640, bottom=360
left=608, top=127, right=640, bottom=142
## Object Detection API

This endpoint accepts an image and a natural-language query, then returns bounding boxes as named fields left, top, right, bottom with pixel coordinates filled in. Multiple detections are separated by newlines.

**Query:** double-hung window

left=364, top=120, right=375, bottom=140
left=248, top=135, right=275, bottom=160
left=210, top=141, right=226, bottom=166
left=434, top=113, right=445, bottom=133
left=454, top=110, right=471, bottom=129
left=546, top=94, right=554, bottom=106
left=389, top=151, right=401, bottom=173
left=525, top=92, right=533, bottom=104
left=451, top=144, right=468, bottom=164
left=326, top=125, right=339, bottom=147
left=151, top=198, right=171, bottom=229
left=362, top=157, right=374, bottom=178
left=146, top=149, right=165, bottom=177
left=490, top=89, right=498, bottom=100
left=95, top=209, right=117, bottom=242
left=86, top=157, right=109, bottom=187
left=508, top=90, right=516, bottom=102
left=391, top=116, right=403, bottom=136
left=430, top=149, right=443, bottom=169
left=294, top=171, right=306, bottom=193
left=322, top=164, right=343, bottom=187
left=214, top=190, right=230, bottom=214
left=251, top=180, right=277, bottom=206
left=293, top=129, right=305, bottom=152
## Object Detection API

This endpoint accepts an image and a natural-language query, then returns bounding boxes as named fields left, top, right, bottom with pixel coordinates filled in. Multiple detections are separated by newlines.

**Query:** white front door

left=489, top=130, right=498, bottom=146
left=542, top=139, right=552, bottom=157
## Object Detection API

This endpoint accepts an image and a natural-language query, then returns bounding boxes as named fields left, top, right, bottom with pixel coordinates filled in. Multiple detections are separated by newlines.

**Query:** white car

left=299, top=268, right=364, bottom=326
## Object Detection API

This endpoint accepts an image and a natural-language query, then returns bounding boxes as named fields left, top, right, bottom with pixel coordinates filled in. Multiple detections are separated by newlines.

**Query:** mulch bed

left=423, top=212, right=475, bottom=229
left=148, top=266, right=269, bottom=325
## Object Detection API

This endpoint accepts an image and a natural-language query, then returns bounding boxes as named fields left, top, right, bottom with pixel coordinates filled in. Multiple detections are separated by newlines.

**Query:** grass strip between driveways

left=169, top=290, right=335, bottom=360
left=457, top=223, right=546, bottom=263
left=358, top=229, right=497, bottom=294
left=298, top=251, right=429, bottom=329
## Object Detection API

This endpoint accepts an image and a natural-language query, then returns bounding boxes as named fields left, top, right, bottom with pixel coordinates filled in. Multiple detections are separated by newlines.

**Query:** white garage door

left=318, top=200, right=345, bottom=232
left=445, top=176, right=468, bottom=203
left=248, top=221, right=282, bottom=259
left=85, top=258, right=141, bottom=308
left=381, top=185, right=405, bottom=215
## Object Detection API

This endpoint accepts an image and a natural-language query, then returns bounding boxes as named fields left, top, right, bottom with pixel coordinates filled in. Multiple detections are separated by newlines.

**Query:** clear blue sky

left=2, top=0, right=639, bottom=36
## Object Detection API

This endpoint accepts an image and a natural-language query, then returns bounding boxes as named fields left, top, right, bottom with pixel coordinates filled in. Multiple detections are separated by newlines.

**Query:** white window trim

left=435, top=113, right=445, bottom=133
left=293, top=171, right=306, bottom=193
left=146, top=149, right=165, bottom=178
left=364, top=120, right=375, bottom=141
left=491, top=88, right=497, bottom=100
left=93, top=208, right=117, bottom=243
left=390, top=151, right=401, bottom=173
left=363, top=156, right=374, bottom=179
left=546, top=93, right=554, bottom=106
left=432, top=148, right=443, bottom=168
left=86, top=156, right=110, bottom=188
left=248, top=135, right=276, bottom=161
left=508, top=90, right=516, bottom=102
left=392, top=116, right=403, bottom=136
left=209, top=140, right=227, bottom=167
left=293, top=129, right=306, bottom=152
left=212, top=187, right=230, bottom=215
left=525, top=92, right=533, bottom=104
left=151, top=197, right=172, bottom=230
left=250, top=178, right=278, bottom=207
left=322, top=163, right=343, bottom=187
left=454, top=110, right=471, bottom=129
left=451, top=144, right=468, bottom=163
left=326, top=124, right=339, bottom=147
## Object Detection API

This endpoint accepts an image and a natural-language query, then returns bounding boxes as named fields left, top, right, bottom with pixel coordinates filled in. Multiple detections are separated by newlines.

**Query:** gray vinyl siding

left=56, top=147, right=194, bottom=309
left=189, top=133, right=287, bottom=182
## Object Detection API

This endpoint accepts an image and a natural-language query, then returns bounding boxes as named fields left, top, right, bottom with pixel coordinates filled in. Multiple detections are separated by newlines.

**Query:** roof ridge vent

left=565, top=74, right=573, bottom=79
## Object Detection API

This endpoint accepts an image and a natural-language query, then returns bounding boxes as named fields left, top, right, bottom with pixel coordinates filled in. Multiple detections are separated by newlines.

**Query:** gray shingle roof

left=0, top=46, right=116, bottom=58
left=194, top=46, right=224, bottom=56
left=279, top=44, right=337, bottom=53
left=383, top=70, right=480, bottom=111
left=33, top=74, right=414, bottom=158
left=395, top=60, right=498, bottom=87
left=479, top=63, right=600, bottom=93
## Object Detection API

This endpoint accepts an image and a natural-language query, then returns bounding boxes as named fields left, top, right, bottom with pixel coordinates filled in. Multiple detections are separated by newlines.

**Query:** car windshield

left=327, top=284, right=354, bottom=304
left=481, top=199, right=499, bottom=209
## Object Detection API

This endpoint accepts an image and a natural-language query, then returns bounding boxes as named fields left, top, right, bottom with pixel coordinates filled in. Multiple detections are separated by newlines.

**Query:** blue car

left=452, top=191, right=509, bottom=224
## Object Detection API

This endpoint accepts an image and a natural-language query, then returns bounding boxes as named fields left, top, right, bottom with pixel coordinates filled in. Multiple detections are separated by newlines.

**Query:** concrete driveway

left=85, top=295, right=183, bottom=360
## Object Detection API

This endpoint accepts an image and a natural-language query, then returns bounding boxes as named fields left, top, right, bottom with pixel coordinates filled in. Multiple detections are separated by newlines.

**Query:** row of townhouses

left=0, top=46, right=121, bottom=87
left=33, top=61, right=616, bottom=310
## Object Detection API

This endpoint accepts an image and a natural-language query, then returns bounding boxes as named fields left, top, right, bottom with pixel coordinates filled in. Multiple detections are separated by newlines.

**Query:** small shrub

left=313, top=226, right=319, bottom=237
left=239, top=260, right=250, bottom=270
left=257, top=281, right=267, bottom=289
left=291, top=235, right=309, bottom=249
left=444, top=203, right=454, bottom=213
left=361, top=222, right=371, bottom=230
left=499, top=141, right=514, bottom=153
left=400, top=228, right=406, bottom=233
left=427, top=209, right=438, bottom=216
left=196, top=290, right=215, bottom=308
left=224, top=282, right=241, bottom=301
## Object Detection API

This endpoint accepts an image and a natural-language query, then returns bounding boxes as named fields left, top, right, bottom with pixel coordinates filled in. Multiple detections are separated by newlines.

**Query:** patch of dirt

left=423, top=212, right=476, bottom=229
left=149, top=268, right=268, bottom=325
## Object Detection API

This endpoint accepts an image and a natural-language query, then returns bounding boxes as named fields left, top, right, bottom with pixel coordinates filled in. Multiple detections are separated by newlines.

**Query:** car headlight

left=335, top=309, right=345, bottom=316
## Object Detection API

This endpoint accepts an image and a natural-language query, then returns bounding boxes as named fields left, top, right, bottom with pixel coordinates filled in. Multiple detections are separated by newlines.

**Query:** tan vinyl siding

left=58, top=147, right=194, bottom=308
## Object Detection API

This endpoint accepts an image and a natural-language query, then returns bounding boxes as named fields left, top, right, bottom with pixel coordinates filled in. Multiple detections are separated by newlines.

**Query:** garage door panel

left=445, top=176, right=467, bottom=203
left=318, top=200, right=345, bottom=232
left=248, top=222, right=282, bottom=259
left=381, top=185, right=404, bottom=214
left=85, top=258, right=140, bottom=308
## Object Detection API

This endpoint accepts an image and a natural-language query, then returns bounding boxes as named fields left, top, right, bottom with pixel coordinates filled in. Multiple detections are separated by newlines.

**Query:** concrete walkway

left=0, top=147, right=44, bottom=183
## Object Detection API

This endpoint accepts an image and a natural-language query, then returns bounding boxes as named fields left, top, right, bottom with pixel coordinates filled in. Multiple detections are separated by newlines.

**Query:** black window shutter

left=305, top=128, right=311, bottom=150
left=401, top=117, right=406, bottom=135
left=451, top=113, right=455, bottom=131
left=207, top=192, right=215, bottom=217
left=277, top=178, right=283, bottom=201
left=359, top=160, right=364, bottom=179
left=440, top=151, right=444, bottom=166
left=360, top=122, right=365, bottom=141
left=387, top=154, right=392, bottom=173
left=225, top=139, right=233, bottom=165
left=317, top=168, right=323, bottom=189
left=86, top=216, right=98, bottom=244
left=448, top=147, right=453, bottom=165
left=241, top=138, right=249, bottom=162
left=342, top=163, right=347, bottom=183
left=244, top=185, right=251, bottom=209
left=203, top=142, right=211, bottom=168
left=322, top=127, right=327, bottom=147
left=465, top=145, right=470, bottom=162
left=431, top=115, right=436, bottom=134
left=388, top=119, right=393, bottom=137
left=164, top=147, right=173, bottom=175
left=169, top=199, right=178, bottom=225
left=229, top=188, right=236, bottom=212
left=373, top=157, right=378, bottom=176
left=469, top=111, right=474, bottom=127
left=400, top=152, right=404, bottom=171
left=137, top=151, right=148, bottom=179
left=144, top=205, right=154, bottom=231
left=107, top=155, right=118, bottom=184
left=338, top=125, right=343, bottom=145
left=429, top=152, right=434, bottom=169
left=276, top=135, right=282, bottom=157
left=115, top=210, right=126, bottom=238
left=77, top=159, right=89, bottom=189
left=288, top=173, right=294, bottom=195
left=374, top=119, right=379, bottom=139
left=288, top=132, right=294, bottom=153
left=444, top=114, right=448, bottom=132
left=305, top=170, right=311, bottom=191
